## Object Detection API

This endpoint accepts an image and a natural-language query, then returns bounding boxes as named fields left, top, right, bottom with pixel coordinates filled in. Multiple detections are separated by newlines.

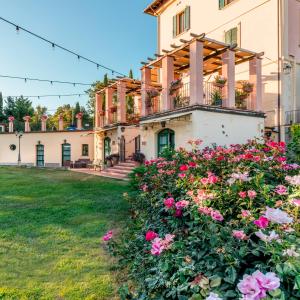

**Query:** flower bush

left=105, top=140, right=300, bottom=300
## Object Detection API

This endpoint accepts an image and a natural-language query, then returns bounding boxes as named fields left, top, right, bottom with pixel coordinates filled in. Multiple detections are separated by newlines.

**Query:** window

left=219, top=0, right=235, bottom=9
left=82, top=144, right=89, bottom=156
left=157, top=129, right=175, bottom=155
left=36, top=144, right=44, bottom=167
left=173, top=6, right=190, bottom=37
left=225, top=27, right=238, bottom=45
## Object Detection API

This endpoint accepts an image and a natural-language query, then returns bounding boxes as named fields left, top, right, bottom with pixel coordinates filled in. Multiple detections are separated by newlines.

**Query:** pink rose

left=198, top=207, right=212, bottom=216
left=200, top=177, right=210, bottom=185
left=239, top=191, right=247, bottom=199
left=151, top=238, right=164, bottom=255
left=179, top=164, right=189, bottom=171
left=211, top=210, right=224, bottom=222
left=292, top=199, right=300, bottom=207
left=247, top=190, right=257, bottom=199
left=174, top=209, right=183, bottom=218
left=232, top=230, right=248, bottom=240
left=253, top=216, right=269, bottom=229
left=102, top=230, right=113, bottom=242
left=175, top=200, right=189, bottom=210
left=178, top=173, right=186, bottom=178
left=241, top=210, right=251, bottom=218
left=164, top=197, right=175, bottom=209
left=145, top=231, right=158, bottom=241
left=275, top=185, right=288, bottom=195
left=188, top=161, right=197, bottom=168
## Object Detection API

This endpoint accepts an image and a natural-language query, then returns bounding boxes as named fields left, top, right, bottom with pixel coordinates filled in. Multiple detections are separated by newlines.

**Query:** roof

left=144, top=0, right=173, bottom=16
left=143, top=34, right=262, bottom=78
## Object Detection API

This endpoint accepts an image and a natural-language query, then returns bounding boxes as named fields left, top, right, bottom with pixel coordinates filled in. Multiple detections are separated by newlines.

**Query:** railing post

left=162, top=56, right=174, bottom=111
left=141, top=67, right=152, bottom=117
left=222, top=50, right=235, bottom=108
left=249, top=57, right=262, bottom=111
left=190, top=40, right=204, bottom=105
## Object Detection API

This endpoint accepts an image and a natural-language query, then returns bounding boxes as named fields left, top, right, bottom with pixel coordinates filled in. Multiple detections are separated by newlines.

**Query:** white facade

left=146, top=0, right=300, bottom=140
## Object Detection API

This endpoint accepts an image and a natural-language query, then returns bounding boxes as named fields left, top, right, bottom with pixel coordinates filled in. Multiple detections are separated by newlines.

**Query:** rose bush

left=105, top=140, right=300, bottom=300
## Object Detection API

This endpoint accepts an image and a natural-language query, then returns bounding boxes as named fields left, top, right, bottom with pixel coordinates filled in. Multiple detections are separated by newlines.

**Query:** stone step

left=112, top=165, right=134, bottom=171
left=101, top=168, right=131, bottom=176
left=100, top=170, right=129, bottom=179
left=118, top=162, right=136, bottom=167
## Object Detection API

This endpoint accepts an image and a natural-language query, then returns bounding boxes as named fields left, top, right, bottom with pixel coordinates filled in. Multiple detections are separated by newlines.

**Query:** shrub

left=105, top=140, right=300, bottom=300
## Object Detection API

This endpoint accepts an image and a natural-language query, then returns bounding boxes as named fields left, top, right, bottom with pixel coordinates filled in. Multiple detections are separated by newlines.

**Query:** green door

left=157, top=129, right=175, bottom=155
left=104, top=137, right=111, bottom=159
left=62, top=143, right=71, bottom=166
left=36, top=144, right=44, bottom=167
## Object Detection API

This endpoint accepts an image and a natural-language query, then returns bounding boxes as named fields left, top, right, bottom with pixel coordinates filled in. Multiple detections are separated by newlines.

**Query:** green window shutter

left=219, top=0, right=225, bottom=9
left=184, top=6, right=191, bottom=31
left=173, top=15, right=177, bottom=37
left=225, top=30, right=231, bottom=44
left=231, top=27, right=238, bottom=45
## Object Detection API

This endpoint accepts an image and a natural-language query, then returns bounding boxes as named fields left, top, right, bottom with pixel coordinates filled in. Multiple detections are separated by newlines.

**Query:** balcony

left=286, top=110, right=300, bottom=125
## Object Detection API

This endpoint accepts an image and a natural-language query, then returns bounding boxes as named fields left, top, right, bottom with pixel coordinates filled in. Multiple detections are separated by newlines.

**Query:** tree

left=31, top=105, right=48, bottom=131
left=0, top=92, right=4, bottom=122
left=48, top=104, right=73, bottom=130
left=129, top=69, right=134, bottom=79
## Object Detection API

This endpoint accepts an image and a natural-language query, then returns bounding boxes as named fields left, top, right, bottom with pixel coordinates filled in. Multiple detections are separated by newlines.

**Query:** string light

left=0, top=74, right=92, bottom=86
left=3, top=93, right=87, bottom=99
left=0, top=16, right=126, bottom=77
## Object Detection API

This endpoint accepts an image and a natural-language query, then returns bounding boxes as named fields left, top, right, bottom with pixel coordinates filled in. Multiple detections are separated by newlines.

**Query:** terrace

left=140, top=34, right=263, bottom=119
left=95, top=78, right=147, bottom=129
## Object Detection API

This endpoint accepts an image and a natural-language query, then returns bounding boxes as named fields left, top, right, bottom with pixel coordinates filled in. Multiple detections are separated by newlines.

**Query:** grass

left=0, top=167, right=129, bottom=300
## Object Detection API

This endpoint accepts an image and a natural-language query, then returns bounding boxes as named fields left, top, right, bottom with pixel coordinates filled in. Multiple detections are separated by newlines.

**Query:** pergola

left=140, top=33, right=263, bottom=115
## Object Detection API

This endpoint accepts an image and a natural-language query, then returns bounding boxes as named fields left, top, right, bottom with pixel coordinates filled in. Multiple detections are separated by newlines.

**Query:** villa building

left=144, top=0, right=300, bottom=141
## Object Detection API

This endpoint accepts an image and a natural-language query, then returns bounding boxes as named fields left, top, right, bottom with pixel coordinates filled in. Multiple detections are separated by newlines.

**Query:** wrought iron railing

left=146, top=95, right=161, bottom=115
left=203, top=81, right=224, bottom=106
left=286, top=110, right=300, bottom=125
left=173, top=82, right=190, bottom=109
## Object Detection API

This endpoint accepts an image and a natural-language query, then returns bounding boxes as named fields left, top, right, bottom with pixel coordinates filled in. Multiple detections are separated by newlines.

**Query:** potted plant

left=169, top=79, right=183, bottom=96
left=235, top=90, right=248, bottom=109
left=111, top=153, right=120, bottom=165
left=241, top=81, right=254, bottom=93
left=211, top=90, right=223, bottom=106
left=213, top=75, right=227, bottom=88
left=146, top=90, right=159, bottom=108
left=132, top=152, right=145, bottom=165
left=105, top=155, right=113, bottom=167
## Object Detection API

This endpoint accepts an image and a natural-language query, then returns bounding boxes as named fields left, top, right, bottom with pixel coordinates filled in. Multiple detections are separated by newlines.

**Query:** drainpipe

left=277, top=0, right=282, bottom=142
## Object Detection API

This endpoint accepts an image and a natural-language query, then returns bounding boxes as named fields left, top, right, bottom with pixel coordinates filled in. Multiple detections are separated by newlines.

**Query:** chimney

left=8, top=116, right=14, bottom=133
left=23, top=116, right=31, bottom=132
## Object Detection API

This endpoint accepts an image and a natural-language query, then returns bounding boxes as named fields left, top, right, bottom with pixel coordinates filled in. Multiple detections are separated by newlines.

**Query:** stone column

left=190, top=40, right=204, bottom=105
left=8, top=116, right=14, bottom=133
left=76, top=112, right=83, bottom=130
left=117, top=81, right=127, bottom=123
left=141, top=67, right=152, bottom=117
left=23, top=116, right=31, bottom=132
left=162, top=56, right=174, bottom=111
left=222, top=50, right=236, bottom=108
left=249, top=57, right=262, bottom=111
left=41, top=115, right=47, bottom=132
left=105, top=87, right=113, bottom=124
left=58, top=114, right=64, bottom=131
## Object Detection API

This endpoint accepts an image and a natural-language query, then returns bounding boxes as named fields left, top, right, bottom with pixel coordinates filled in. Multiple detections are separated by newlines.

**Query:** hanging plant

left=241, top=81, right=254, bottom=93
left=213, top=75, right=227, bottom=88
left=146, top=89, right=159, bottom=108
left=169, top=79, right=183, bottom=96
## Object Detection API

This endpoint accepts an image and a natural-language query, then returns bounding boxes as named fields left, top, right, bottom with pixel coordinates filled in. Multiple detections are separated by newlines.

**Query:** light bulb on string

left=52, top=43, right=55, bottom=50
left=97, top=64, right=99, bottom=70
left=50, top=81, right=53, bottom=85
left=77, top=55, right=80, bottom=61
left=24, top=78, right=27, bottom=83
left=16, top=26, right=20, bottom=34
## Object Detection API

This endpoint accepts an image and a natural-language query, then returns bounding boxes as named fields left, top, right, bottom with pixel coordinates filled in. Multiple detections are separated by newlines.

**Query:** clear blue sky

left=0, top=0, right=156, bottom=112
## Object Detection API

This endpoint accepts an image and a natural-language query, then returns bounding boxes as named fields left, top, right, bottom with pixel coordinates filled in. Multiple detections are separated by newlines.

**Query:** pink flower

left=253, top=216, right=269, bottom=229
left=265, top=207, right=293, bottom=224
left=175, top=200, right=189, bottom=210
left=178, top=173, right=186, bottom=178
left=211, top=210, right=224, bottom=222
left=198, top=207, right=213, bottom=216
left=141, top=184, right=148, bottom=192
left=164, top=197, right=175, bottom=209
left=145, top=231, right=158, bottom=241
left=188, top=161, right=197, bottom=168
left=151, top=238, right=164, bottom=256
left=200, top=177, right=210, bottom=185
left=253, top=271, right=280, bottom=292
left=232, top=230, right=248, bottom=240
left=179, top=164, right=189, bottom=171
left=291, top=199, right=300, bottom=207
left=255, top=230, right=279, bottom=243
left=174, top=209, right=183, bottom=218
left=241, top=210, right=251, bottom=218
left=275, top=185, right=288, bottom=195
left=286, top=175, right=300, bottom=186
left=239, top=191, right=247, bottom=199
left=102, top=230, right=113, bottom=241
left=247, top=190, right=257, bottom=199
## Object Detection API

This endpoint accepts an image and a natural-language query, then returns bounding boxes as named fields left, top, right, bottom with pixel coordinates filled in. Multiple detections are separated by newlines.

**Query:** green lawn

left=0, top=167, right=129, bottom=300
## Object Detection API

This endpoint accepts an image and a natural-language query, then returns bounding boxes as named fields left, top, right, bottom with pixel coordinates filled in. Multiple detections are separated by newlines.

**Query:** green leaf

left=224, top=267, right=237, bottom=284
left=269, top=289, right=281, bottom=297
left=210, top=276, right=222, bottom=288
left=294, top=275, right=300, bottom=290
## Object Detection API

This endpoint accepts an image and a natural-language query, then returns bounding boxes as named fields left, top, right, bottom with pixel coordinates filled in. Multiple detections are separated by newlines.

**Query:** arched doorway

left=157, top=129, right=175, bottom=155
left=62, top=143, right=71, bottom=167
left=104, top=137, right=111, bottom=159
left=36, top=144, right=44, bottom=167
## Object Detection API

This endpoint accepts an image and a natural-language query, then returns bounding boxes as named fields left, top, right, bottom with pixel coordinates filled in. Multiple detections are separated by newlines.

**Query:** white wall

left=140, top=110, right=264, bottom=159
left=0, top=131, right=94, bottom=166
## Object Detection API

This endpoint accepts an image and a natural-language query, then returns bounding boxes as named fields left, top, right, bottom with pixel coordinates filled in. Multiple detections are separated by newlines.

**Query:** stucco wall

left=140, top=110, right=264, bottom=159
left=0, top=131, right=94, bottom=166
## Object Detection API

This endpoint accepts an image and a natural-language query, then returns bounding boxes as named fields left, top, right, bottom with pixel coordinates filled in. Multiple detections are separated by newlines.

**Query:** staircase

left=99, top=161, right=136, bottom=180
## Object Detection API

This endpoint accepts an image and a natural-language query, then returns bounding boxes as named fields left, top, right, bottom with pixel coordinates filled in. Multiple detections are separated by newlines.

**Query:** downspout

left=277, top=0, right=282, bottom=141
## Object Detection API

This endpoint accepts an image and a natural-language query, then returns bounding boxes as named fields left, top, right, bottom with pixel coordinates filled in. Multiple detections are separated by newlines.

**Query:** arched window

left=36, top=144, right=44, bottom=167
left=157, top=129, right=175, bottom=155
left=104, top=137, right=111, bottom=159
left=62, top=143, right=71, bottom=167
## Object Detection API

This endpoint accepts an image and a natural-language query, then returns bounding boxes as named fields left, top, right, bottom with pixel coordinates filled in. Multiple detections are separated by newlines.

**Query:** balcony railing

left=173, top=82, right=190, bottom=109
left=146, top=95, right=161, bottom=115
left=203, top=81, right=224, bottom=106
left=286, top=110, right=300, bottom=125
